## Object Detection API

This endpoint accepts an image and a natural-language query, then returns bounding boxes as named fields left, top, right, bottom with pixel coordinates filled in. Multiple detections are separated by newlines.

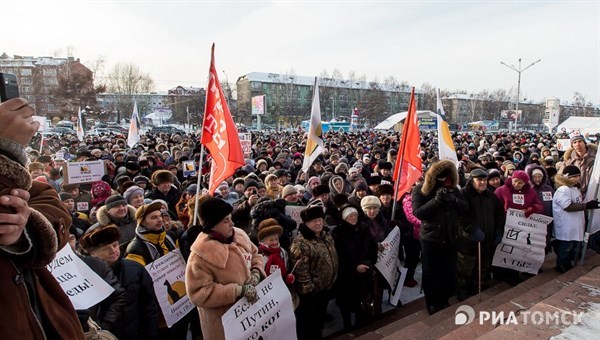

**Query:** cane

left=478, top=241, right=482, bottom=303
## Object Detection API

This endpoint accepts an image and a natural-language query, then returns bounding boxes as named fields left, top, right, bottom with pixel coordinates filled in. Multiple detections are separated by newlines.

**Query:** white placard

left=65, top=160, right=106, bottom=184
left=182, top=160, right=197, bottom=177
left=33, top=116, right=47, bottom=132
left=47, top=245, right=115, bottom=309
left=222, top=270, right=296, bottom=340
left=556, top=139, right=571, bottom=151
left=285, top=205, right=304, bottom=234
left=492, top=208, right=553, bottom=274
left=239, top=133, right=252, bottom=158
left=374, top=227, right=401, bottom=288
left=145, top=250, right=194, bottom=328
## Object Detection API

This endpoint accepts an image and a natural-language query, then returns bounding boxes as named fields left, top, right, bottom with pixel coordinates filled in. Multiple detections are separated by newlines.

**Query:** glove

left=585, top=200, right=600, bottom=210
left=247, top=269, right=261, bottom=286
left=472, top=228, right=485, bottom=242
left=241, top=284, right=258, bottom=303
left=434, top=188, right=445, bottom=203
left=285, top=274, right=295, bottom=285
left=524, top=207, right=534, bottom=218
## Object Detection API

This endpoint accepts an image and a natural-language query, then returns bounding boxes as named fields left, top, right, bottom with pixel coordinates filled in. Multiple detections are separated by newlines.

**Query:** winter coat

left=552, top=175, right=586, bottom=242
left=457, top=179, right=506, bottom=254
left=125, top=226, right=178, bottom=266
left=250, top=198, right=297, bottom=250
left=526, top=165, right=555, bottom=219
left=290, top=224, right=339, bottom=295
left=331, top=219, right=377, bottom=311
left=145, top=186, right=182, bottom=218
left=559, top=143, right=597, bottom=197
left=111, top=257, right=159, bottom=340
left=494, top=176, right=543, bottom=215
left=186, top=228, right=264, bottom=340
left=364, top=211, right=392, bottom=243
left=0, top=152, right=85, bottom=340
left=232, top=196, right=253, bottom=234
left=402, top=193, right=421, bottom=240
left=412, top=160, right=469, bottom=244
left=89, top=205, right=138, bottom=253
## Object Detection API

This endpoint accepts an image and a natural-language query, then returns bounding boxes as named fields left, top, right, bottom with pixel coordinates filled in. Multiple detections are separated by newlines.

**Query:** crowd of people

left=2, top=96, right=600, bottom=339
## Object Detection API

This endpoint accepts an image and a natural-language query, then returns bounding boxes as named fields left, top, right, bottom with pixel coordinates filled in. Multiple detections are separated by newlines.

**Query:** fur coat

left=559, top=143, right=597, bottom=197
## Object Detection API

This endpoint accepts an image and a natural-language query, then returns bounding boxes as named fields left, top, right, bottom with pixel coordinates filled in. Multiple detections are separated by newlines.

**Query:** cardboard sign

left=239, top=133, right=252, bottom=158
left=374, top=227, right=406, bottom=306
left=284, top=205, right=304, bottom=237
left=145, top=250, right=194, bottom=328
left=47, top=245, right=115, bottom=309
left=556, top=139, right=571, bottom=151
left=182, top=160, right=197, bottom=178
left=64, top=160, right=106, bottom=184
left=76, top=201, right=89, bottom=211
left=492, top=208, right=553, bottom=274
left=222, top=270, right=297, bottom=340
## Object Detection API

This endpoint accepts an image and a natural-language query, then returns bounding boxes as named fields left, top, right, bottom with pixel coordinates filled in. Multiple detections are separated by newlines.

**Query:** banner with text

left=64, top=160, right=106, bottom=184
left=374, top=227, right=406, bottom=306
left=222, top=270, right=296, bottom=340
left=492, top=208, right=553, bottom=274
left=145, top=250, right=195, bottom=327
left=47, top=245, right=114, bottom=309
left=239, top=133, right=252, bottom=158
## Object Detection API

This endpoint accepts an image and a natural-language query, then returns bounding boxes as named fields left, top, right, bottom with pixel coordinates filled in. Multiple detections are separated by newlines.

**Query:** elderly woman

left=186, top=197, right=265, bottom=340
left=124, top=185, right=145, bottom=209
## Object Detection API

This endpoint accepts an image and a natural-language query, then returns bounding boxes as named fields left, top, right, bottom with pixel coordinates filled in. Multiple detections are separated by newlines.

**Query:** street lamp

left=500, top=58, right=541, bottom=131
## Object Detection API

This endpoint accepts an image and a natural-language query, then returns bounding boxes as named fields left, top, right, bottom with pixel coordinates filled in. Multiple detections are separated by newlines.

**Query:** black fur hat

left=312, top=184, right=330, bottom=197
left=199, top=197, right=233, bottom=230
left=300, top=205, right=326, bottom=223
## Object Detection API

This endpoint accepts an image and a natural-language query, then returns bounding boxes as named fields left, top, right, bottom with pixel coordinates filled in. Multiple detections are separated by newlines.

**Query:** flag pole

left=391, top=88, right=415, bottom=219
left=192, top=143, right=205, bottom=226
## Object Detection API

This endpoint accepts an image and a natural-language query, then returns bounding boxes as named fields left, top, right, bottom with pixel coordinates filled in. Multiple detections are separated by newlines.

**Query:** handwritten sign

left=239, top=133, right=252, bottom=158
left=556, top=139, right=571, bottom=151
left=47, top=245, right=114, bottom=309
left=374, top=227, right=406, bottom=306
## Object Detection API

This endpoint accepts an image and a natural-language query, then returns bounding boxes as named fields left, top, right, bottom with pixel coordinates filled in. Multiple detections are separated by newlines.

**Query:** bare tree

left=106, top=62, right=154, bottom=94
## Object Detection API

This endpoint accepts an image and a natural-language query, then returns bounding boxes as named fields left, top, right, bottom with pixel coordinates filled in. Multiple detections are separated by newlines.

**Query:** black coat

left=111, top=258, right=159, bottom=340
left=145, top=186, right=182, bottom=219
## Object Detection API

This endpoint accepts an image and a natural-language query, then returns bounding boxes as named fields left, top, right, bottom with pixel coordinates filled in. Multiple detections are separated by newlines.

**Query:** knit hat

left=282, top=184, right=298, bottom=198
left=123, top=185, right=144, bottom=203
left=562, top=165, right=581, bottom=178
left=256, top=159, right=268, bottom=169
left=300, top=205, right=325, bottom=223
left=186, top=184, right=199, bottom=194
left=133, top=175, right=150, bottom=186
left=151, top=170, right=175, bottom=186
left=80, top=225, right=121, bottom=251
left=312, top=184, right=330, bottom=197
left=257, top=218, right=283, bottom=241
left=105, top=195, right=127, bottom=210
left=487, top=169, right=501, bottom=180
left=531, top=169, right=544, bottom=178
left=294, top=184, right=305, bottom=193
left=361, top=195, right=381, bottom=209
left=306, top=176, right=321, bottom=188
left=512, top=170, right=530, bottom=183
left=91, top=181, right=112, bottom=206
left=341, top=206, right=358, bottom=221
left=59, top=192, right=73, bottom=201
left=28, top=162, right=44, bottom=171
left=354, top=181, right=368, bottom=192
left=244, top=180, right=259, bottom=191
left=135, top=202, right=163, bottom=225
left=198, top=197, right=233, bottom=230
left=570, top=135, right=586, bottom=146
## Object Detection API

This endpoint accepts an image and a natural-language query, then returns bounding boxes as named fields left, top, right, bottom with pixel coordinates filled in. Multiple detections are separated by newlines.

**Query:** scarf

left=259, top=243, right=287, bottom=276
left=206, top=228, right=236, bottom=244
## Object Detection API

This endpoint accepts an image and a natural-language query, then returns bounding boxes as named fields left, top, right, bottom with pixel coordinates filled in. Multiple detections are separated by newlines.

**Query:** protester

left=89, top=194, right=137, bottom=252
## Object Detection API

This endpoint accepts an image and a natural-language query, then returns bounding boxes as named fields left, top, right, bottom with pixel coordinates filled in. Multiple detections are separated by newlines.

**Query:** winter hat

left=282, top=184, right=298, bottom=198
left=198, top=197, right=233, bottom=230
left=151, top=170, right=175, bottom=186
left=186, top=184, right=199, bottom=195
left=233, top=178, right=245, bottom=188
left=105, top=195, right=127, bottom=210
left=135, top=202, right=163, bottom=225
left=80, top=225, right=121, bottom=251
left=335, top=163, right=349, bottom=174
left=487, top=169, right=501, bottom=180
left=341, top=206, right=358, bottom=221
left=59, top=192, right=73, bottom=201
left=265, top=173, right=278, bottom=183
left=123, top=185, right=144, bottom=203
left=256, top=159, right=268, bottom=169
left=377, top=184, right=394, bottom=196
left=562, top=165, right=581, bottom=178
left=300, top=205, right=325, bottom=223
left=133, top=175, right=150, bottom=186
left=361, top=195, right=381, bottom=209
left=91, top=181, right=112, bottom=206
left=312, top=184, right=330, bottom=197
left=570, top=135, right=586, bottom=146
left=512, top=170, right=530, bottom=183
left=470, top=168, right=488, bottom=179
left=257, top=218, right=283, bottom=241
left=354, top=181, right=368, bottom=192
left=244, top=180, right=259, bottom=191
left=294, top=184, right=305, bottom=193
left=28, top=162, right=44, bottom=171
left=125, top=161, right=141, bottom=171
left=531, top=169, right=544, bottom=178
left=307, top=176, right=321, bottom=188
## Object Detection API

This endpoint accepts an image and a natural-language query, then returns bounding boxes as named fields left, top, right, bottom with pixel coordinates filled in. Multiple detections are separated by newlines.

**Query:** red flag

left=201, top=44, right=245, bottom=194
left=393, top=88, right=422, bottom=200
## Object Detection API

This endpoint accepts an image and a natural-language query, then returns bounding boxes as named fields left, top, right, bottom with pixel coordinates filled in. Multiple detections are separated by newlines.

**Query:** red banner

left=393, top=88, right=422, bottom=200
left=201, top=44, right=245, bottom=194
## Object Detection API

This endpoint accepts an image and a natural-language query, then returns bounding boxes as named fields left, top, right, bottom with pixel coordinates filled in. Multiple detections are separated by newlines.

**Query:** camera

left=252, top=189, right=257, bottom=195
left=0, top=73, right=19, bottom=102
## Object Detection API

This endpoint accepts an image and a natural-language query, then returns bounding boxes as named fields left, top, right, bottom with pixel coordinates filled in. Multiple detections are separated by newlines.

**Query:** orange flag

left=201, top=44, right=245, bottom=194
left=392, top=87, right=422, bottom=200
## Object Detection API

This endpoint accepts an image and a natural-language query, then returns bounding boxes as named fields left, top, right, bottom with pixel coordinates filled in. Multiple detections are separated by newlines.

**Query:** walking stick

left=478, top=241, right=482, bottom=303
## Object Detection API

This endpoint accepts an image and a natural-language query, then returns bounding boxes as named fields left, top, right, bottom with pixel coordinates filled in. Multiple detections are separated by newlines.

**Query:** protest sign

left=182, top=160, right=197, bottom=177
left=285, top=205, right=304, bottom=237
left=556, top=139, right=571, bottom=151
left=47, top=245, right=114, bottom=309
left=374, top=227, right=406, bottom=306
left=585, top=152, right=600, bottom=234
left=145, top=250, right=194, bottom=328
left=389, top=265, right=408, bottom=307
left=63, top=160, right=106, bottom=184
left=239, top=133, right=252, bottom=158
left=492, top=208, right=553, bottom=274
left=222, top=270, right=296, bottom=340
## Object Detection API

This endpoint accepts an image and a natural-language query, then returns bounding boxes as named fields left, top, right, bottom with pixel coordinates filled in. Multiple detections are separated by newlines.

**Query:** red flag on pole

left=201, top=44, right=245, bottom=194
left=392, top=87, right=422, bottom=200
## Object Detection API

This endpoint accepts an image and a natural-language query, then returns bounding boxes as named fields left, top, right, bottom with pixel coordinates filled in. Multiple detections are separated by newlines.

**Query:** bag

left=84, top=318, right=118, bottom=340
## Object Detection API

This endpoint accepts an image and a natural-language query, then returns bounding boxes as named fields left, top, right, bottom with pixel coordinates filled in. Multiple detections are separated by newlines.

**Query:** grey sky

left=1, top=0, right=598, bottom=105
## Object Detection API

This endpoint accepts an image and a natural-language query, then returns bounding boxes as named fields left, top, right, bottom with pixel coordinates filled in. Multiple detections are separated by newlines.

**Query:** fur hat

left=105, top=195, right=127, bottom=210
left=135, top=202, right=163, bottom=225
left=562, top=165, right=581, bottom=178
left=300, top=205, right=325, bottom=223
left=28, top=162, right=44, bottom=171
left=151, top=170, right=175, bottom=186
left=378, top=161, right=393, bottom=170
left=257, top=218, right=283, bottom=241
left=312, top=184, right=330, bottom=197
left=80, top=225, right=121, bottom=251
left=244, top=180, right=259, bottom=192
left=265, top=173, right=278, bottom=183
left=125, top=161, right=141, bottom=171
left=282, top=184, right=297, bottom=198
left=377, top=184, right=394, bottom=196
left=198, top=197, right=233, bottom=230
left=361, top=195, right=381, bottom=209
left=123, top=185, right=144, bottom=203
left=256, top=159, right=268, bottom=169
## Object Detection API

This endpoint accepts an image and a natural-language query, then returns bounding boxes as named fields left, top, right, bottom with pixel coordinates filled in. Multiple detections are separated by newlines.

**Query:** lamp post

left=500, top=58, right=541, bottom=131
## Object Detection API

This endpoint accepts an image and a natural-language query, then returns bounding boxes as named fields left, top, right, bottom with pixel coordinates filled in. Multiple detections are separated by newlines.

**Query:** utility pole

left=500, top=58, right=541, bottom=131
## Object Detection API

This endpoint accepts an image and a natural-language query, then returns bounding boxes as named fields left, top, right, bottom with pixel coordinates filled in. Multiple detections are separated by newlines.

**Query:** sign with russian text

left=239, top=133, right=252, bottom=158
left=492, top=208, right=553, bottom=274
left=64, top=160, right=106, bottom=184
left=222, top=270, right=296, bottom=340
left=285, top=205, right=304, bottom=235
left=556, top=139, right=571, bottom=151
left=47, top=245, right=114, bottom=309
left=145, top=250, right=194, bottom=328
left=374, top=227, right=407, bottom=306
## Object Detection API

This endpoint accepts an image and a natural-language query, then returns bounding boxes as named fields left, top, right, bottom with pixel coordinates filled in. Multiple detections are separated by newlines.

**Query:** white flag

left=76, top=107, right=85, bottom=141
left=302, top=78, right=324, bottom=172
left=127, top=101, right=140, bottom=148
left=436, top=89, right=458, bottom=167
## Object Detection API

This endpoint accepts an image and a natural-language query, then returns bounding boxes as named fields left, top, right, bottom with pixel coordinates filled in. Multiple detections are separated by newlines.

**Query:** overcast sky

left=1, top=0, right=599, bottom=105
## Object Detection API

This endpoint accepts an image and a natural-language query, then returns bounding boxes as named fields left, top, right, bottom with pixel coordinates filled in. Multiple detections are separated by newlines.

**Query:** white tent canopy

left=556, top=116, right=600, bottom=135
left=374, top=110, right=438, bottom=130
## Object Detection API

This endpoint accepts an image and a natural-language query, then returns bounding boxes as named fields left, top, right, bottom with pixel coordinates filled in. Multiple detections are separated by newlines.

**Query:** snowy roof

left=239, top=72, right=419, bottom=93
left=556, top=116, right=600, bottom=135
